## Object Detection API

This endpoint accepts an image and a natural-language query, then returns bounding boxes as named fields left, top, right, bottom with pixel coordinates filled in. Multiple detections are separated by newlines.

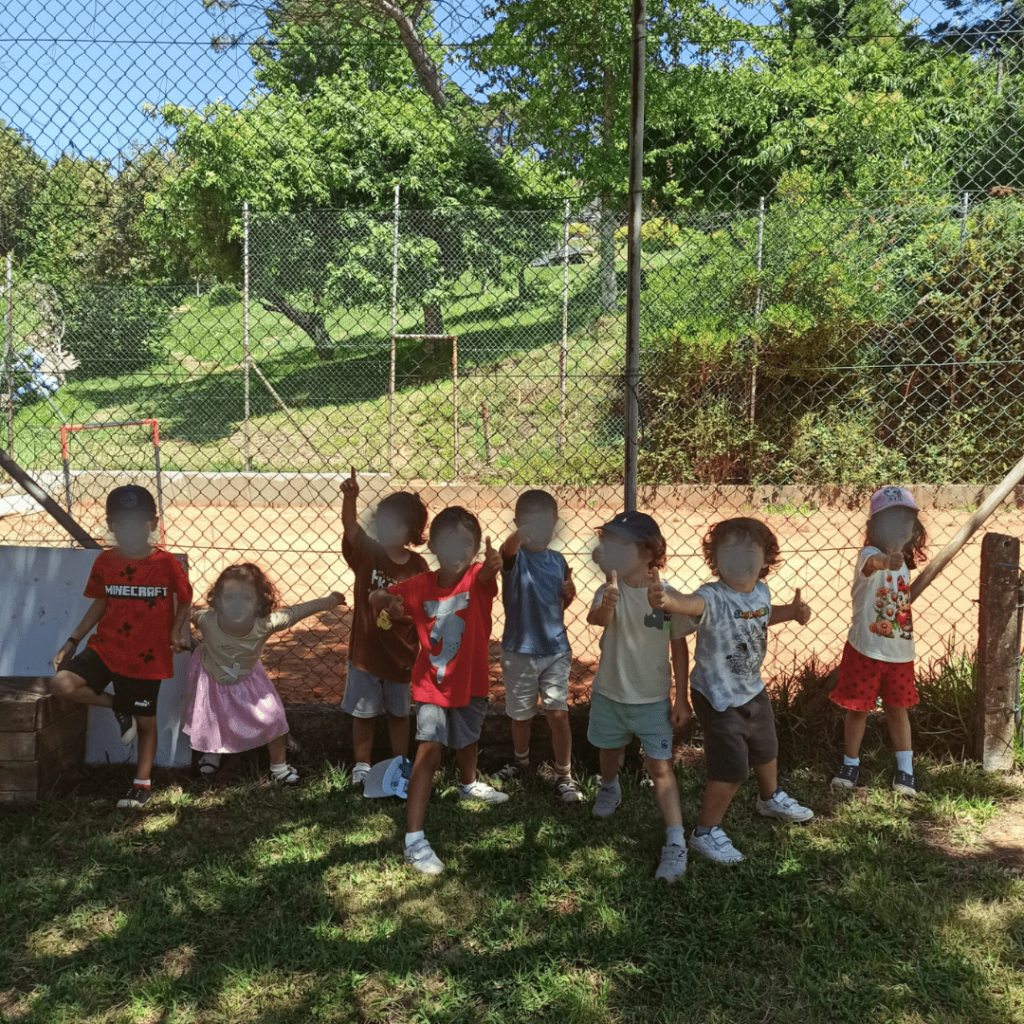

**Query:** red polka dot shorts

left=830, top=642, right=918, bottom=713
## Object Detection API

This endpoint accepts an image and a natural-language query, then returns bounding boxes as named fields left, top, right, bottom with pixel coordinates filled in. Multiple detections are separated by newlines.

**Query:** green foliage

left=613, top=216, right=682, bottom=251
left=0, top=121, right=47, bottom=257
left=208, top=282, right=242, bottom=306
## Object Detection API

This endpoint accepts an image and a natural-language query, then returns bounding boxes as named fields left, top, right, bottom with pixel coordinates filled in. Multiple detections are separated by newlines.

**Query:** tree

left=0, top=122, right=48, bottom=258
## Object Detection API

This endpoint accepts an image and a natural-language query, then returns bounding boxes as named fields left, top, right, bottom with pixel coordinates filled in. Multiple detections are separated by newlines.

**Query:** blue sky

left=1, top=0, right=963, bottom=164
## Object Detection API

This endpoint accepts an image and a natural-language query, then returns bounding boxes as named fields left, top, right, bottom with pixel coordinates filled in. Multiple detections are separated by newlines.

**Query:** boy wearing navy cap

left=51, top=485, right=192, bottom=809
left=587, top=510, right=692, bottom=882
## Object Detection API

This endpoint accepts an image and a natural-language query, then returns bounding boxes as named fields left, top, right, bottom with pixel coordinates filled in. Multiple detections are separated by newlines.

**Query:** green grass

left=2, top=755, right=1023, bottom=1024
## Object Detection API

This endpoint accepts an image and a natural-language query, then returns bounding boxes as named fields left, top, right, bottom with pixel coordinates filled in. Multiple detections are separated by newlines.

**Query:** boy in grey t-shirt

left=651, top=517, right=814, bottom=865
left=586, top=510, right=691, bottom=883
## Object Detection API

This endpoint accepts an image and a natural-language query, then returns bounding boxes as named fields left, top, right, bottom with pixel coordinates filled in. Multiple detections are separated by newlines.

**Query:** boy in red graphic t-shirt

left=51, top=486, right=192, bottom=809
left=369, top=506, right=509, bottom=876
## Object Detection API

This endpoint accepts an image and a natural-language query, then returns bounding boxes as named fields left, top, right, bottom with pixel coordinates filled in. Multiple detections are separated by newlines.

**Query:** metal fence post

left=242, top=201, right=252, bottom=473
left=750, top=195, right=765, bottom=429
left=975, top=532, right=1020, bottom=770
left=389, top=184, right=400, bottom=475
left=5, top=252, right=13, bottom=458
left=559, top=198, right=570, bottom=457
left=960, top=192, right=969, bottom=247
left=623, top=0, right=647, bottom=513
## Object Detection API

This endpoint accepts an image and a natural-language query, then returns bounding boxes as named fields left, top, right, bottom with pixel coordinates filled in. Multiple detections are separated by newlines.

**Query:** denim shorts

left=415, top=697, right=488, bottom=750
left=501, top=650, right=571, bottom=720
left=341, top=663, right=412, bottom=719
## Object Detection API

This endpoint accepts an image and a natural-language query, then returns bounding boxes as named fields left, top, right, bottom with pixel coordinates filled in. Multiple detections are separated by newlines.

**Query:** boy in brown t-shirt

left=340, top=468, right=429, bottom=786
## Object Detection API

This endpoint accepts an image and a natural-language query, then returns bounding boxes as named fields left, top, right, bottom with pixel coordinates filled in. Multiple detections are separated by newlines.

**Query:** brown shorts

left=692, top=688, right=778, bottom=783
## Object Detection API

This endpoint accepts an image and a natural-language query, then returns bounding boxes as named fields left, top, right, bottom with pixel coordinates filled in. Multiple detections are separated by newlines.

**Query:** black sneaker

left=116, top=785, right=152, bottom=810
left=831, top=763, right=859, bottom=789
left=114, top=711, right=137, bottom=746
left=892, top=770, right=918, bottom=797
left=496, top=762, right=527, bottom=781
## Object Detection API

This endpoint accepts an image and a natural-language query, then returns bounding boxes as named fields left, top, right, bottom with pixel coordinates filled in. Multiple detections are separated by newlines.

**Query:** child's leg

left=351, top=716, right=377, bottom=766
left=135, top=716, right=158, bottom=781
left=844, top=711, right=870, bottom=759
left=645, top=755, right=683, bottom=828
left=545, top=709, right=573, bottom=772
left=455, top=742, right=479, bottom=786
left=52, top=670, right=114, bottom=708
left=698, top=781, right=743, bottom=827
left=599, top=746, right=624, bottom=784
left=267, top=733, right=288, bottom=765
left=752, top=759, right=778, bottom=801
left=406, top=741, right=444, bottom=833
left=882, top=704, right=912, bottom=755
left=510, top=718, right=533, bottom=761
left=385, top=713, right=410, bottom=759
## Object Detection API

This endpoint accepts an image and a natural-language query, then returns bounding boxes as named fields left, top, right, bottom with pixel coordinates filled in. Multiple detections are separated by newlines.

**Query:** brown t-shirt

left=343, top=526, right=429, bottom=683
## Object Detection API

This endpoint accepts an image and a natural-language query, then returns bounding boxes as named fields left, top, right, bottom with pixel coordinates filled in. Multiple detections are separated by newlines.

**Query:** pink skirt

left=183, top=647, right=289, bottom=754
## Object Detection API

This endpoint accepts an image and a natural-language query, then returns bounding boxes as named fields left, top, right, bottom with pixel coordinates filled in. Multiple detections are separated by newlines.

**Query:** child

left=586, top=510, right=692, bottom=883
left=497, top=489, right=581, bottom=801
left=339, top=468, right=430, bottom=786
left=51, top=485, right=192, bottom=809
left=650, top=517, right=814, bottom=865
left=370, top=506, right=509, bottom=876
left=829, top=486, right=927, bottom=797
left=184, top=563, right=345, bottom=784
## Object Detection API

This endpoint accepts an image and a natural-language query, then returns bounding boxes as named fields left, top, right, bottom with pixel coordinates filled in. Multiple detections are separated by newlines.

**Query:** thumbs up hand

left=340, top=466, right=360, bottom=498
left=791, top=587, right=812, bottom=626
left=562, top=565, right=576, bottom=605
left=647, top=566, right=667, bottom=610
left=601, top=569, right=620, bottom=611
left=483, top=535, right=502, bottom=576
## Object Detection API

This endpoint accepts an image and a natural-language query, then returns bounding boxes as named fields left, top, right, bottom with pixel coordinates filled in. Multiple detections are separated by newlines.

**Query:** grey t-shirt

left=686, top=579, right=771, bottom=711
left=590, top=579, right=690, bottom=704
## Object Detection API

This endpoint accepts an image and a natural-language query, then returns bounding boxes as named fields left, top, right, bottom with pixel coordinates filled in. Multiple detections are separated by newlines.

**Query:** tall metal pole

left=623, top=0, right=647, bottom=512
left=559, top=198, right=570, bottom=457
left=6, top=253, right=14, bottom=458
left=389, top=184, right=400, bottom=474
left=242, top=201, right=252, bottom=473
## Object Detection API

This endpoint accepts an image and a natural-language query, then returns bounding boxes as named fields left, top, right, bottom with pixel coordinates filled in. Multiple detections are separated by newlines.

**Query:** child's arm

left=369, top=587, right=408, bottom=621
left=500, top=527, right=523, bottom=567
left=52, top=598, right=107, bottom=671
left=478, top=537, right=502, bottom=586
left=171, top=596, right=192, bottom=652
left=669, top=635, right=692, bottom=729
left=271, top=592, right=346, bottom=632
left=769, top=587, right=812, bottom=627
left=587, top=571, right=619, bottom=627
left=339, top=466, right=361, bottom=541
left=647, top=569, right=706, bottom=619
left=562, top=564, right=575, bottom=609
left=862, top=551, right=904, bottom=576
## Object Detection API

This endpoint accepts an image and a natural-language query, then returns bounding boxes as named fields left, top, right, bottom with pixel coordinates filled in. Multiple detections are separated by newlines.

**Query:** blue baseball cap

left=600, top=510, right=661, bottom=543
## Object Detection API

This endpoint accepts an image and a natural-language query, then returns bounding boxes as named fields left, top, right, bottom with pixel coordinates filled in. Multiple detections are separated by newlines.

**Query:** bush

left=614, top=216, right=682, bottom=251
left=208, top=283, right=242, bottom=306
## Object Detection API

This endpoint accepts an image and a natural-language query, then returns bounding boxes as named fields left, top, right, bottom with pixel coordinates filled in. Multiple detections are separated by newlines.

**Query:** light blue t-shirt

left=686, top=579, right=771, bottom=711
left=501, top=546, right=571, bottom=656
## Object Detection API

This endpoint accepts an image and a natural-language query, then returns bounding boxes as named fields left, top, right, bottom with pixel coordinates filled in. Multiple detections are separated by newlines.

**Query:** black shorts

left=61, top=647, right=162, bottom=717
left=692, top=688, right=778, bottom=783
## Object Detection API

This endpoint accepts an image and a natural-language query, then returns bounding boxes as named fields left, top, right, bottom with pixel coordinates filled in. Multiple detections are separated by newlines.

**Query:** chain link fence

left=3, top=0, right=1024, bottom=707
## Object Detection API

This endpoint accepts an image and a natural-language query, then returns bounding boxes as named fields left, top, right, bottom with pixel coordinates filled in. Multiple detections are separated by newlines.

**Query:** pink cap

left=870, top=486, right=919, bottom=516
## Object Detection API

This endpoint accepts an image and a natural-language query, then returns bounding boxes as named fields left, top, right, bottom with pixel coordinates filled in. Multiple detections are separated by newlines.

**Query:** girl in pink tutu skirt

left=185, top=563, right=345, bottom=783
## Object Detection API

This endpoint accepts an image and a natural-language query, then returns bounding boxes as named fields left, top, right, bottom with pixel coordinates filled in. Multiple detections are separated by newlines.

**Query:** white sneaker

left=655, top=844, right=688, bottom=882
left=459, top=780, right=510, bottom=804
left=351, top=763, right=370, bottom=787
left=756, top=789, right=814, bottom=823
left=404, top=838, right=445, bottom=875
left=688, top=826, right=745, bottom=864
left=593, top=785, right=621, bottom=818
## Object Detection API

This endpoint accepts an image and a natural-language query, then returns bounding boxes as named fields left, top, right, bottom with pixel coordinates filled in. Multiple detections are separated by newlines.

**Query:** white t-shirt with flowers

left=847, top=546, right=914, bottom=664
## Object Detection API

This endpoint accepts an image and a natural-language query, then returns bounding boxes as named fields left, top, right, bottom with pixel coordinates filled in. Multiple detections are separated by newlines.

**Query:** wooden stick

left=910, top=451, right=1024, bottom=602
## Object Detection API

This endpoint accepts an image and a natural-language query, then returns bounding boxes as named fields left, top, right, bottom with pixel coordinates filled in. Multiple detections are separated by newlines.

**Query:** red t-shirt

left=84, top=548, right=193, bottom=680
left=388, top=562, right=497, bottom=708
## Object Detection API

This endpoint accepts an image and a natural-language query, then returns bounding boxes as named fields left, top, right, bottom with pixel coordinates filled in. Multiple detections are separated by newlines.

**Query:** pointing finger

left=350, top=466, right=357, bottom=480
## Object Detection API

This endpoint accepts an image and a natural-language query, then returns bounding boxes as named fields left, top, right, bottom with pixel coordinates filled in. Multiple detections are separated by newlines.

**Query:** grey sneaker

left=555, top=777, right=584, bottom=803
left=404, top=838, right=444, bottom=875
left=459, top=780, right=510, bottom=804
left=892, top=770, right=918, bottom=797
left=655, top=844, right=688, bottom=882
left=756, top=789, right=814, bottom=823
left=351, top=763, right=370, bottom=787
left=688, top=826, right=745, bottom=864
left=114, top=711, right=137, bottom=746
left=116, top=785, right=152, bottom=810
left=831, top=763, right=859, bottom=789
left=593, top=784, right=621, bottom=818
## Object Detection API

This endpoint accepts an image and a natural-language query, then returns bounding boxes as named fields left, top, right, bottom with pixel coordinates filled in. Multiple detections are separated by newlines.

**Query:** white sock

left=354, top=761, right=370, bottom=772
left=405, top=830, right=425, bottom=847
left=555, top=762, right=572, bottom=780
left=133, top=778, right=151, bottom=788
left=269, top=762, right=291, bottom=778
left=666, top=825, right=685, bottom=847
left=843, top=755, right=860, bottom=767
left=459, top=779, right=479, bottom=792
left=895, top=750, right=914, bottom=775
left=602, top=776, right=620, bottom=793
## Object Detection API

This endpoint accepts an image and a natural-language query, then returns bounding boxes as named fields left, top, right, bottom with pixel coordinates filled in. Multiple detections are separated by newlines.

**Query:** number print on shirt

left=423, top=591, right=471, bottom=684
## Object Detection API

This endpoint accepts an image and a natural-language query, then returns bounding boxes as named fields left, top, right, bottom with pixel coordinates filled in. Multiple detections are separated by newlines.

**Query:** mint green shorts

left=587, top=691, right=673, bottom=759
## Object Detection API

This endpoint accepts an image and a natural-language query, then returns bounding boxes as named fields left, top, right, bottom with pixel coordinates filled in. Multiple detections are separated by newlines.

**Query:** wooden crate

left=0, top=677, right=87, bottom=801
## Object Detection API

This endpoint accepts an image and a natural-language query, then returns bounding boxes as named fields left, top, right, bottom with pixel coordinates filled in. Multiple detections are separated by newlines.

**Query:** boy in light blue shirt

left=497, top=489, right=582, bottom=802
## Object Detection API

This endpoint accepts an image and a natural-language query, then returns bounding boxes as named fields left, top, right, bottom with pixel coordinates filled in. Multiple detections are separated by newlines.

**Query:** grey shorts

left=692, top=688, right=778, bottom=783
left=341, top=663, right=412, bottom=719
left=415, top=697, right=488, bottom=750
left=501, top=650, right=571, bottom=720
left=587, top=690, right=673, bottom=760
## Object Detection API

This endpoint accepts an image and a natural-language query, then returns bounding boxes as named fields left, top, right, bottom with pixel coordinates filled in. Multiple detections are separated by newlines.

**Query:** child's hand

left=562, top=566, right=576, bottom=605
left=171, top=633, right=190, bottom=654
left=340, top=466, right=360, bottom=499
left=385, top=593, right=406, bottom=621
left=483, top=536, right=502, bottom=576
left=885, top=551, right=904, bottom=571
left=329, top=591, right=346, bottom=608
left=53, top=639, right=76, bottom=672
left=791, top=587, right=812, bottom=626
left=601, top=570, right=619, bottom=610
left=647, top=567, right=666, bottom=609
left=671, top=701, right=693, bottom=730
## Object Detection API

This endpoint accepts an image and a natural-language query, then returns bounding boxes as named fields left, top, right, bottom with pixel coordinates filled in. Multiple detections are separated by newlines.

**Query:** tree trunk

left=260, top=294, right=335, bottom=361
left=372, top=0, right=448, bottom=109
left=422, top=302, right=444, bottom=356
left=598, top=197, right=618, bottom=315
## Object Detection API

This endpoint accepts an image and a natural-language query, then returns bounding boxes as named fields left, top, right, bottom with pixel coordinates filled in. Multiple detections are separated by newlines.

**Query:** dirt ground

left=3, top=492, right=1020, bottom=705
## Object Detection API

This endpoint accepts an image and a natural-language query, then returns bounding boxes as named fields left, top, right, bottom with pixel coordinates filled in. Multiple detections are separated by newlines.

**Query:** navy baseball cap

left=600, top=510, right=661, bottom=543
left=106, top=485, right=157, bottom=520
